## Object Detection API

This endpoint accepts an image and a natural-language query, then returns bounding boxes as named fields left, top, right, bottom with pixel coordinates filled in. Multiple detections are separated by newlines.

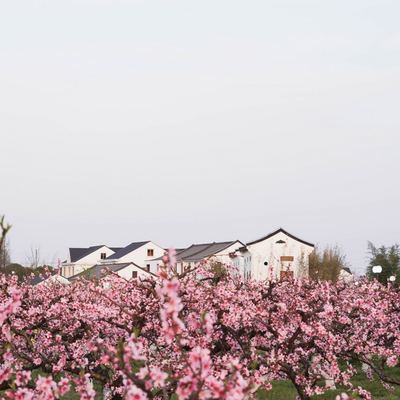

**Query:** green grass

left=2, top=366, right=400, bottom=399
left=256, top=366, right=400, bottom=400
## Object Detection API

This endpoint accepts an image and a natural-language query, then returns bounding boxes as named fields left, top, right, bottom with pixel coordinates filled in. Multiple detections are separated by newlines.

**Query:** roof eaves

left=247, top=228, right=314, bottom=248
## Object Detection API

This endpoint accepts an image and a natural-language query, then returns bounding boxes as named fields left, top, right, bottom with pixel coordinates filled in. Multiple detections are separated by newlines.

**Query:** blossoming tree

left=0, top=231, right=399, bottom=400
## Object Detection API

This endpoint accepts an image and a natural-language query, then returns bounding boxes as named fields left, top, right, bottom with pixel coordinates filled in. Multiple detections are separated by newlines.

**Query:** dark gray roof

left=69, top=245, right=104, bottom=262
left=26, top=271, right=66, bottom=286
left=247, top=228, right=314, bottom=248
left=341, top=267, right=352, bottom=274
left=180, top=241, right=244, bottom=262
left=68, top=262, right=154, bottom=282
left=105, top=241, right=150, bottom=260
left=176, top=243, right=216, bottom=261
left=30, top=272, right=55, bottom=285
left=110, top=247, right=124, bottom=253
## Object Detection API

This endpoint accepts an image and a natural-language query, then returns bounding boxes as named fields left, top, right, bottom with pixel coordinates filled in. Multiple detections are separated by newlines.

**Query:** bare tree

left=297, top=249, right=309, bottom=280
left=0, top=215, right=11, bottom=270
left=309, top=244, right=349, bottom=283
left=24, top=245, right=42, bottom=269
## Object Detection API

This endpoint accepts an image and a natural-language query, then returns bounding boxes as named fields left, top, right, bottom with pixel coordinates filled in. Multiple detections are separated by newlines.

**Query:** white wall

left=116, top=241, right=165, bottom=273
left=115, top=264, right=153, bottom=280
left=62, top=246, right=115, bottom=277
left=339, top=269, right=353, bottom=284
left=248, top=231, right=314, bottom=281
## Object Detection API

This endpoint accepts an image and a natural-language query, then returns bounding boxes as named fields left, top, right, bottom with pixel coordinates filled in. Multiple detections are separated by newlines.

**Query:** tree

left=3, top=263, right=28, bottom=280
left=366, top=241, right=400, bottom=284
left=309, top=244, right=349, bottom=282
left=0, top=236, right=11, bottom=270
left=24, top=245, right=42, bottom=269
left=1, top=241, right=400, bottom=400
left=0, top=215, right=11, bottom=270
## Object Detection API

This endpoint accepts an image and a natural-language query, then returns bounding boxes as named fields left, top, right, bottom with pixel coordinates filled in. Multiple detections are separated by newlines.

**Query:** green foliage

left=366, top=241, right=400, bottom=284
left=309, top=244, right=349, bottom=283
left=2, top=263, right=28, bottom=280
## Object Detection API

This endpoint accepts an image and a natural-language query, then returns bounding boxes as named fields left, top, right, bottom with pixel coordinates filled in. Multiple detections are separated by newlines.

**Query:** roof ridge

left=247, top=228, right=314, bottom=247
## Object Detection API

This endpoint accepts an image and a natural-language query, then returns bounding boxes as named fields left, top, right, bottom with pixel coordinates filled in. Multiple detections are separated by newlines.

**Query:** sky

left=1, top=0, right=400, bottom=275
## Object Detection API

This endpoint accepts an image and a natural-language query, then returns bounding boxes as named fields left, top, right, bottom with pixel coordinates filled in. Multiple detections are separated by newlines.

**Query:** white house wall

left=62, top=246, right=116, bottom=278
left=117, top=241, right=165, bottom=272
left=115, top=265, right=152, bottom=280
left=206, top=241, right=245, bottom=275
left=248, top=232, right=314, bottom=281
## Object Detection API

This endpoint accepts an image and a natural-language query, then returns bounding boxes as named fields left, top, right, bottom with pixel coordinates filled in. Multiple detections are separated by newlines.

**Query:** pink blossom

left=0, top=367, right=12, bottom=384
left=149, top=367, right=168, bottom=387
left=387, top=355, right=398, bottom=367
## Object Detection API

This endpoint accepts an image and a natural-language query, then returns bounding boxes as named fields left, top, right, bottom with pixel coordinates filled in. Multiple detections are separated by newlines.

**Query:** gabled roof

left=247, top=228, right=314, bottom=247
left=341, top=267, right=352, bottom=275
left=105, top=241, right=150, bottom=260
left=70, top=245, right=105, bottom=262
left=176, top=243, right=216, bottom=261
left=27, top=271, right=69, bottom=286
left=178, top=241, right=244, bottom=262
left=110, top=247, right=124, bottom=253
left=68, top=262, right=154, bottom=282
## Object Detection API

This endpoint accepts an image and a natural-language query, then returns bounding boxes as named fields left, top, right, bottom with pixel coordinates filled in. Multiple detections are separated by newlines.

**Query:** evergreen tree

left=366, top=241, right=400, bottom=284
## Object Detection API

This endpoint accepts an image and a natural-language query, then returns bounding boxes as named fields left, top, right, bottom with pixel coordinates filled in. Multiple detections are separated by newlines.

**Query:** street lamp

left=389, top=276, right=396, bottom=282
left=372, top=265, right=382, bottom=282
left=372, top=265, right=382, bottom=273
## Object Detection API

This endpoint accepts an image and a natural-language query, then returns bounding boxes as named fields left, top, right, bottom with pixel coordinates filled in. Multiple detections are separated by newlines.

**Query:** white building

left=102, top=241, right=165, bottom=274
left=234, top=228, right=314, bottom=281
left=61, top=241, right=165, bottom=278
left=61, top=229, right=315, bottom=282
left=68, top=262, right=154, bottom=283
left=148, top=241, right=245, bottom=275
left=61, top=245, right=122, bottom=278
left=339, top=267, right=353, bottom=284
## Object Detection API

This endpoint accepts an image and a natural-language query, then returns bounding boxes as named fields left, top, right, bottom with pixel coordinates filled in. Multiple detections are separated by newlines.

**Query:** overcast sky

left=1, top=0, right=399, bottom=275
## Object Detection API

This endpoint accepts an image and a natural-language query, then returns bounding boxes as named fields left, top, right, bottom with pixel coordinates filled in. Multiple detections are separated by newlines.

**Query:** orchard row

left=0, top=249, right=399, bottom=400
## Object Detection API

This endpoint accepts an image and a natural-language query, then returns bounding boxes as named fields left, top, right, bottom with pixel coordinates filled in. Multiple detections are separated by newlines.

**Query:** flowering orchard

left=0, top=248, right=400, bottom=400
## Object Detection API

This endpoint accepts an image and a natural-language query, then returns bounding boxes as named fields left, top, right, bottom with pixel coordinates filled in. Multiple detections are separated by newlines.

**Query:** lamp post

left=372, top=265, right=382, bottom=282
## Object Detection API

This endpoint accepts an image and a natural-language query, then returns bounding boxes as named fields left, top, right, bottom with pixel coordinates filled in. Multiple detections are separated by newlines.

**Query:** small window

left=100, top=253, right=107, bottom=259
left=146, top=264, right=150, bottom=272
left=147, top=249, right=154, bottom=257
left=132, top=271, right=138, bottom=278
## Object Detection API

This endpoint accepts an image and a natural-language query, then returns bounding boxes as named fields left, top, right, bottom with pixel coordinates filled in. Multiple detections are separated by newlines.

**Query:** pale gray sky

left=1, top=0, right=400, bottom=275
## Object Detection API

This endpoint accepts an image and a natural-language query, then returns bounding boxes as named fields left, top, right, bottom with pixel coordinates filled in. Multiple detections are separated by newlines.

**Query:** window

left=147, top=249, right=154, bottom=257
left=132, top=271, right=138, bottom=278
left=100, top=253, right=107, bottom=259
left=146, top=264, right=150, bottom=272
